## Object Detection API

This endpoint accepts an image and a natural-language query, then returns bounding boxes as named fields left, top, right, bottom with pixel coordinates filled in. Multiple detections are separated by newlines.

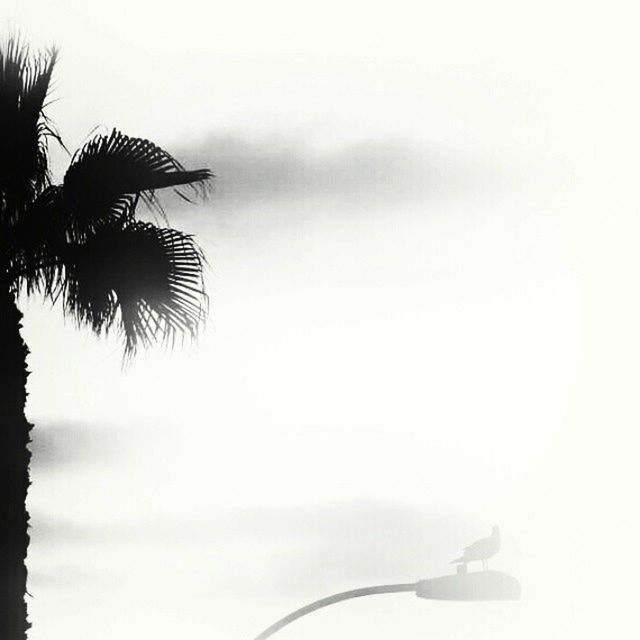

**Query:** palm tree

left=0, top=36, right=212, bottom=638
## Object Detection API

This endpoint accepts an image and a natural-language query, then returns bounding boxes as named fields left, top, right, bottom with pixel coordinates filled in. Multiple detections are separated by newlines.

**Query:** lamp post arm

left=255, top=583, right=417, bottom=640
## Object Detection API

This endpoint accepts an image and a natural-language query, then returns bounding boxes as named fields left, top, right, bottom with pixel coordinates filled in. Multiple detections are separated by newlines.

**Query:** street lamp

left=254, top=567, right=521, bottom=640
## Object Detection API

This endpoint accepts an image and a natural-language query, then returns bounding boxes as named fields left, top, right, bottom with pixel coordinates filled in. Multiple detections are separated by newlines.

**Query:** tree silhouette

left=0, top=36, right=211, bottom=638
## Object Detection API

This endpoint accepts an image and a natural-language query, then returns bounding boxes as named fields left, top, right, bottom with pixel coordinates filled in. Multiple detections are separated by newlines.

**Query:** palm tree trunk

left=0, top=280, right=33, bottom=639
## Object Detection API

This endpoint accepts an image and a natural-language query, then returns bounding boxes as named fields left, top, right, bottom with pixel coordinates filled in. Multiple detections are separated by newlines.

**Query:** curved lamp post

left=254, top=569, right=521, bottom=640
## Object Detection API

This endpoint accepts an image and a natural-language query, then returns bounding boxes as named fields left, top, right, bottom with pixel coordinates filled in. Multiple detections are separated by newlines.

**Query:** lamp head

left=416, top=570, right=520, bottom=601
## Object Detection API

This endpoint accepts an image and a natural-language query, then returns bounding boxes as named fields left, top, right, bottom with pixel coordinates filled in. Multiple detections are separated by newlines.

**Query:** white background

left=4, top=1, right=640, bottom=639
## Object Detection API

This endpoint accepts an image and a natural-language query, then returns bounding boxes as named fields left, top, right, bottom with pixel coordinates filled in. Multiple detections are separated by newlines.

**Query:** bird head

left=492, top=525, right=500, bottom=538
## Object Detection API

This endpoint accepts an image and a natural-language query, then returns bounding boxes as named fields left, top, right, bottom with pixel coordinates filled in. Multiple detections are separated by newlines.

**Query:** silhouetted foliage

left=0, top=33, right=211, bottom=638
left=2, top=38, right=211, bottom=353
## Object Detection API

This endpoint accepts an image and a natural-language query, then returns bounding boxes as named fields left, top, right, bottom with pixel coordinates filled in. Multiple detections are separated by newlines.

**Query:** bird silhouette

left=451, top=526, right=500, bottom=571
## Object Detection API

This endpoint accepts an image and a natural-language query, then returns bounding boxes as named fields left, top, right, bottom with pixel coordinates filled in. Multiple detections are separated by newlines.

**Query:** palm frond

left=0, top=34, right=59, bottom=224
left=62, top=219, right=207, bottom=356
left=62, top=129, right=212, bottom=240
left=8, top=185, right=68, bottom=295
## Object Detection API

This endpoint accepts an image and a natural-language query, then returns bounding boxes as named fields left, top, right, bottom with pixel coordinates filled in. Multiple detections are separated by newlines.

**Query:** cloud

left=31, top=501, right=481, bottom=596
left=226, top=502, right=480, bottom=595
left=28, top=565, right=110, bottom=590
left=175, top=132, right=501, bottom=212
left=29, top=421, right=123, bottom=471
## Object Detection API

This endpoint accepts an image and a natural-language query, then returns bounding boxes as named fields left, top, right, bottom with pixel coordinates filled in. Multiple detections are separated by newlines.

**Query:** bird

left=450, top=526, right=500, bottom=571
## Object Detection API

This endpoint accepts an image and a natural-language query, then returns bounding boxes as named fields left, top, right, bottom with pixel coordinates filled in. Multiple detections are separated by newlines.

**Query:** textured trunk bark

left=0, top=282, right=32, bottom=639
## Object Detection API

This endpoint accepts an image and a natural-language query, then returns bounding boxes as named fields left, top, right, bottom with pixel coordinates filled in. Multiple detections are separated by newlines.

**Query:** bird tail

left=450, top=557, right=465, bottom=564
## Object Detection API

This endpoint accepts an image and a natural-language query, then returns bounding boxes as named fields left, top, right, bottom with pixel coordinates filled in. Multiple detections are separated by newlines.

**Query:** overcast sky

left=5, top=1, right=640, bottom=640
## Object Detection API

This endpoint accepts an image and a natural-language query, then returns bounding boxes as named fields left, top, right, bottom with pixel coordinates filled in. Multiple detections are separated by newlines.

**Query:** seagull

left=451, top=526, right=500, bottom=571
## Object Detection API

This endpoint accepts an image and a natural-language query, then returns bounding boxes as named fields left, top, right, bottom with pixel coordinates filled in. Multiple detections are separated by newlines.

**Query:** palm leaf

left=62, top=129, right=212, bottom=241
left=8, top=185, right=68, bottom=295
left=0, top=35, right=58, bottom=224
left=62, top=219, right=207, bottom=355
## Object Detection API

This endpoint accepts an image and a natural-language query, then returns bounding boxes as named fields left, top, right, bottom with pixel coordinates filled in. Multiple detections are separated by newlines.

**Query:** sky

left=5, top=1, right=640, bottom=639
